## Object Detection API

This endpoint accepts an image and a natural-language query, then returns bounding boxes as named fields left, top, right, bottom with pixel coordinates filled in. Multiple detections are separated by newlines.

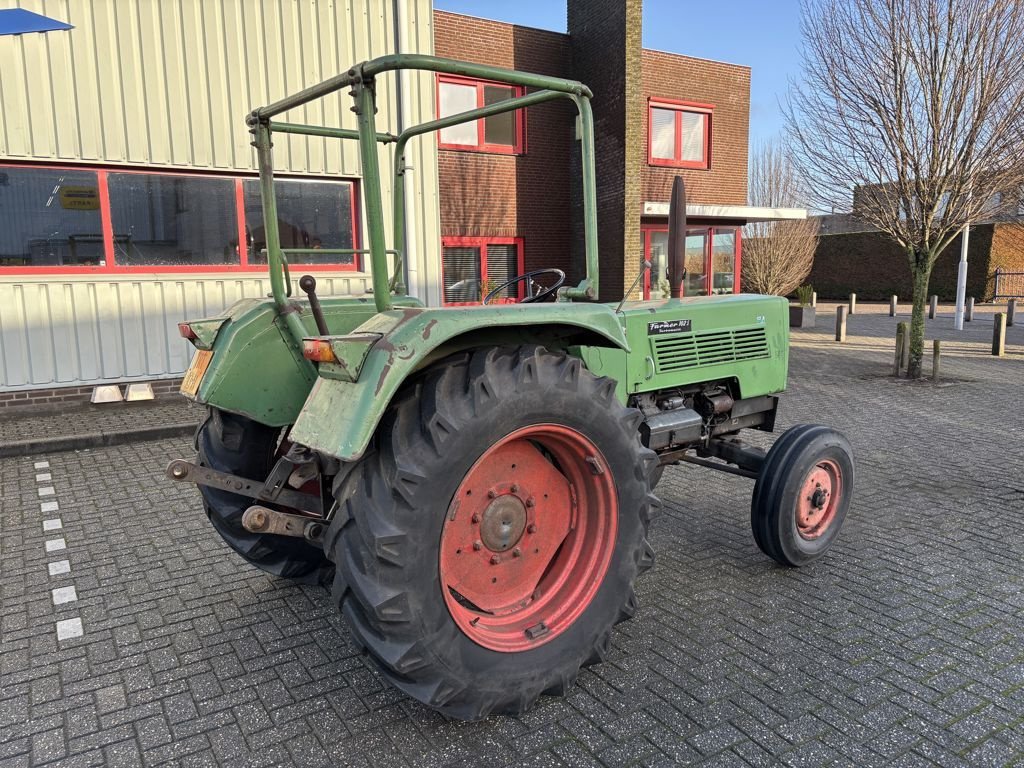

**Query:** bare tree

left=743, top=140, right=818, bottom=296
left=786, top=0, right=1024, bottom=378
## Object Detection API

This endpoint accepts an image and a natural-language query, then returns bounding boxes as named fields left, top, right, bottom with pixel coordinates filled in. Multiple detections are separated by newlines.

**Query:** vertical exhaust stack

left=667, top=175, right=687, bottom=299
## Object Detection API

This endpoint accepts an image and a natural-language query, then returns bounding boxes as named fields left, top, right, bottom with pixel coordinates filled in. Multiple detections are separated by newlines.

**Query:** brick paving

left=1, top=303, right=1022, bottom=766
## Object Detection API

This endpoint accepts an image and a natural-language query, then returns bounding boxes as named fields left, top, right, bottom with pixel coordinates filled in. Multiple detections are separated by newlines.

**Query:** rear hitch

left=243, top=505, right=326, bottom=544
left=166, top=457, right=325, bottom=516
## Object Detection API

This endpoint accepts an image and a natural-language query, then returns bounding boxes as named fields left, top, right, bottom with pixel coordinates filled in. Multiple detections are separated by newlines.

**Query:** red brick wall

left=809, top=227, right=996, bottom=300
left=567, top=0, right=643, bottom=301
left=433, top=11, right=574, bottom=278
left=640, top=50, right=749, bottom=207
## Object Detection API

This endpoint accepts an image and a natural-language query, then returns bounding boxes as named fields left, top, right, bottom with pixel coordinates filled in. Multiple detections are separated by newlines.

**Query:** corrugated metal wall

left=0, top=0, right=442, bottom=390
left=0, top=274, right=372, bottom=389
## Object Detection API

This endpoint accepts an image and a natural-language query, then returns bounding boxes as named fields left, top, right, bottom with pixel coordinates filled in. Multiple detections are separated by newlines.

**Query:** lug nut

left=471, top=512, right=481, bottom=523
left=473, top=540, right=482, bottom=551
left=488, top=490, right=497, bottom=499
left=490, top=555, right=500, bottom=565
left=526, top=497, right=535, bottom=508
left=512, top=547, right=522, bottom=558
left=527, top=523, right=537, bottom=534
left=510, top=484, right=520, bottom=493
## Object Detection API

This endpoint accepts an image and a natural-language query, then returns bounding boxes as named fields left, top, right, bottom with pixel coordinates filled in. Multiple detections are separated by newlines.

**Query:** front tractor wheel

left=751, top=425, right=854, bottom=567
left=326, top=346, right=660, bottom=719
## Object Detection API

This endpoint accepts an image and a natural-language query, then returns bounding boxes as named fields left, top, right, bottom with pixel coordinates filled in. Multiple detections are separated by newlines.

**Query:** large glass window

left=648, top=100, right=711, bottom=169
left=0, top=168, right=105, bottom=267
left=243, top=179, right=355, bottom=265
left=437, top=76, right=524, bottom=154
left=642, top=226, right=740, bottom=299
left=442, top=237, right=522, bottom=305
left=711, top=229, right=736, bottom=294
left=0, top=165, right=360, bottom=273
left=108, top=173, right=238, bottom=266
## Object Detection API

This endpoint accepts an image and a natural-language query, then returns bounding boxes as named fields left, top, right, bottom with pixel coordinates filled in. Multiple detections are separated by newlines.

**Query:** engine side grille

left=652, top=326, right=770, bottom=373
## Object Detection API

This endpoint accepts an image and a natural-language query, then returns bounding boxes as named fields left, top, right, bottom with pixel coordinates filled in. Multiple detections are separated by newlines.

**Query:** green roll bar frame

left=246, top=54, right=600, bottom=351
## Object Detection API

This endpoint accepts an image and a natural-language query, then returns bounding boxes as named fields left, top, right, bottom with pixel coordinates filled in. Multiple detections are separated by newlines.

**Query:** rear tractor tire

left=196, top=408, right=332, bottom=584
left=326, top=346, right=661, bottom=720
left=751, top=425, right=854, bottom=567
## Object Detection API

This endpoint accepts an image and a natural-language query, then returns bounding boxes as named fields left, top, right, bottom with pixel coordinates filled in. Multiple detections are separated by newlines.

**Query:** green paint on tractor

left=171, top=53, right=852, bottom=721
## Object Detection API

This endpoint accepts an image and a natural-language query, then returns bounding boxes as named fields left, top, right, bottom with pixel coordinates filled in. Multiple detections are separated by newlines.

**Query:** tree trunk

left=906, top=252, right=933, bottom=379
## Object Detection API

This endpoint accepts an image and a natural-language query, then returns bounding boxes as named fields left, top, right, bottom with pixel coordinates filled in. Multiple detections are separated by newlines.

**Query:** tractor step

left=165, top=459, right=324, bottom=516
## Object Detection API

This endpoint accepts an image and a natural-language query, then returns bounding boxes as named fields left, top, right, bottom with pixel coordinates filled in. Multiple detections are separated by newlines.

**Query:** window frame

left=436, top=75, right=526, bottom=155
left=641, top=223, right=741, bottom=299
left=441, top=235, right=525, bottom=306
left=647, top=98, right=713, bottom=170
left=0, top=162, right=361, bottom=275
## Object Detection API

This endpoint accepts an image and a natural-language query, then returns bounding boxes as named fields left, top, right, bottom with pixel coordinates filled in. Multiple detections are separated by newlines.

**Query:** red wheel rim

left=438, top=424, right=618, bottom=652
left=796, top=458, right=842, bottom=540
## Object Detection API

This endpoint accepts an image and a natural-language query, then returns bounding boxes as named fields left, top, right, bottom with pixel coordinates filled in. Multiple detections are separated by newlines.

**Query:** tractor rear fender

left=288, top=304, right=631, bottom=461
left=181, top=295, right=422, bottom=427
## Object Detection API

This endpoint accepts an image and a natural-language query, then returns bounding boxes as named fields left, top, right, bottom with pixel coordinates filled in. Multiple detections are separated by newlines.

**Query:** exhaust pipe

left=667, top=175, right=687, bottom=299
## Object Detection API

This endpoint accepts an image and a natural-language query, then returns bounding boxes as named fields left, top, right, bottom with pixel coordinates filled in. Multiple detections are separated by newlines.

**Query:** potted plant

left=789, top=284, right=816, bottom=328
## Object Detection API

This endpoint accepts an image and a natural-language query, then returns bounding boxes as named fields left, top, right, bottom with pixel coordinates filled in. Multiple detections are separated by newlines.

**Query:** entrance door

left=642, top=225, right=741, bottom=299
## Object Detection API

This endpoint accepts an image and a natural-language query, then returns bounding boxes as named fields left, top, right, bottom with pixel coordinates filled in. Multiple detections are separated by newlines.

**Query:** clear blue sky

left=432, top=0, right=801, bottom=149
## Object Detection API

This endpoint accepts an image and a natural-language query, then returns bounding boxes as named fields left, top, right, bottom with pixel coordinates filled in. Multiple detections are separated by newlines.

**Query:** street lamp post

left=954, top=224, right=969, bottom=330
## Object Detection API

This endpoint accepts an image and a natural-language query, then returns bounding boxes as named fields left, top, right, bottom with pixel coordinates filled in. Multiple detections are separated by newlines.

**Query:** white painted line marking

left=36, top=473, right=52, bottom=482
left=56, top=618, right=83, bottom=640
left=48, top=560, right=71, bottom=576
left=45, top=538, right=66, bottom=552
left=52, top=586, right=77, bottom=605
left=43, top=519, right=63, bottom=531
left=40, top=501, right=59, bottom=513
left=34, top=461, right=50, bottom=469
left=38, top=487, right=55, bottom=497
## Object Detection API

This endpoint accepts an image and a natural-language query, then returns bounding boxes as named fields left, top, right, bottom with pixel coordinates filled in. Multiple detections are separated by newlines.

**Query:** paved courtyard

left=1, top=302, right=1022, bottom=767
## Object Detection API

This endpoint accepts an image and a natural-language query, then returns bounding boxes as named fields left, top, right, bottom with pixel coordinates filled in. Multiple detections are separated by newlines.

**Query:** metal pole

left=954, top=225, right=969, bottom=330
left=835, top=306, right=847, bottom=342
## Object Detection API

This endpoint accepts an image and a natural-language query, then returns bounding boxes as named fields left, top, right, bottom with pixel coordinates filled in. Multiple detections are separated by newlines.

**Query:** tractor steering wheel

left=483, top=269, right=566, bottom=304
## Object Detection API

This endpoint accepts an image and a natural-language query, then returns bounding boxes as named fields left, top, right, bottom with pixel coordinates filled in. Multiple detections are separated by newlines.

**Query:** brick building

left=434, top=2, right=801, bottom=304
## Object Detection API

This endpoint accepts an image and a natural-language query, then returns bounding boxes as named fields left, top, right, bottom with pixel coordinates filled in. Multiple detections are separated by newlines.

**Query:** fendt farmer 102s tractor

left=168, top=55, right=854, bottom=720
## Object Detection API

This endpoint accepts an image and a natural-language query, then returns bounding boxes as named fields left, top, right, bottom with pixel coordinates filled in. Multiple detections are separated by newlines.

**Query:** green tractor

left=169, top=55, right=853, bottom=720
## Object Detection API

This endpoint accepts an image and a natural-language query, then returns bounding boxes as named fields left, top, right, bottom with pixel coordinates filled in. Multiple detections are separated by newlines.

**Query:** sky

left=432, top=0, right=803, bottom=149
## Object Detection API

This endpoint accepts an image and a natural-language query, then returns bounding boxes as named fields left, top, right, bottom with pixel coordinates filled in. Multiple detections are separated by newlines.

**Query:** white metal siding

left=0, top=0, right=441, bottom=390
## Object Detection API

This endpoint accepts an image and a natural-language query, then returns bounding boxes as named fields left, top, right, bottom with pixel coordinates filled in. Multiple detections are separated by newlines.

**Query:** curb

left=0, top=422, right=199, bottom=459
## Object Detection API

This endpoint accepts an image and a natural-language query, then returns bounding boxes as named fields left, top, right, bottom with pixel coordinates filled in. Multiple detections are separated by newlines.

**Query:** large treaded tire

left=751, top=424, right=853, bottom=567
left=325, top=346, right=661, bottom=720
left=196, top=408, right=332, bottom=584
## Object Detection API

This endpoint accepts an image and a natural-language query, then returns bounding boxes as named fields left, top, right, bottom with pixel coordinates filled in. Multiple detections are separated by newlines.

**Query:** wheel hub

left=796, top=460, right=842, bottom=540
left=438, top=424, right=618, bottom=652
left=480, top=494, right=527, bottom=552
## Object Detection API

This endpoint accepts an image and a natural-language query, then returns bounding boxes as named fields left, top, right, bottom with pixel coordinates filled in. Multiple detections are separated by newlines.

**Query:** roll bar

left=247, top=54, right=601, bottom=350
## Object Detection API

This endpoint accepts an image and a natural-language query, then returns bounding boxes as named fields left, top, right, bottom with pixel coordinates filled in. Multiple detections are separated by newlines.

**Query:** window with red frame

left=442, top=237, right=523, bottom=304
left=437, top=76, right=525, bottom=154
left=0, top=164, right=359, bottom=272
left=648, top=100, right=711, bottom=169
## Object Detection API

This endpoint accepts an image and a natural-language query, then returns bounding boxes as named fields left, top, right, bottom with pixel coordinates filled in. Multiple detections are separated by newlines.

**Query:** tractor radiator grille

left=652, top=326, right=770, bottom=373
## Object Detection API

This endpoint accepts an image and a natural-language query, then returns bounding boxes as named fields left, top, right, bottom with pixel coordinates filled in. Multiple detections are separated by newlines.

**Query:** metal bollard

left=894, top=324, right=906, bottom=376
left=836, top=306, right=847, bottom=342
left=993, top=313, right=1006, bottom=356
left=1008, top=298, right=1017, bottom=327
left=929, top=295, right=938, bottom=319
left=849, top=293, right=857, bottom=315
left=932, top=339, right=941, bottom=382
left=890, top=295, right=897, bottom=317
left=965, top=297, right=974, bottom=322
left=811, top=291, right=817, bottom=308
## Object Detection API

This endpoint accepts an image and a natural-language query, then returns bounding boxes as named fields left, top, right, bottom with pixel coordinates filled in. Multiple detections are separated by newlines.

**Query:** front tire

left=325, top=346, right=661, bottom=719
left=196, top=408, right=331, bottom=584
left=750, top=425, right=854, bottom=566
